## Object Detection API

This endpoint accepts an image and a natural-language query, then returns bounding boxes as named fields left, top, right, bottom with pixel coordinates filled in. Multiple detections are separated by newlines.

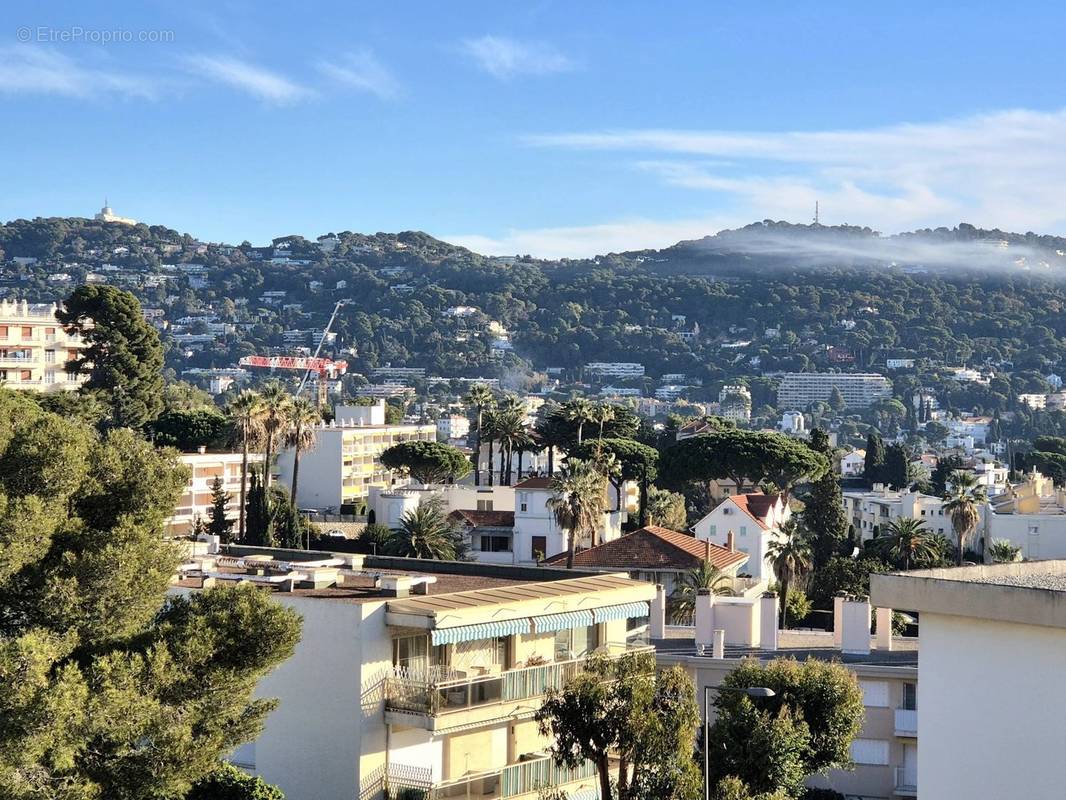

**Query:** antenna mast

left=813, top=201, right=820, bottom=225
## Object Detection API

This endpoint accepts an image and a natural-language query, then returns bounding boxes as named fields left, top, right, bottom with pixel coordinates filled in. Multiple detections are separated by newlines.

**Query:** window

left=740, top=526, right=747, bottom=536
left=480, top=535, right=511, bottom=553
left=850, top=738, right=889, bottom=766
left=519, top=492, right=529, bottom=512
left=531, top=535, right=547, bottom=560
left=21, top=327, right=32, bottom=338
left=45, top=350, right=56, bottom=363
left=902, top=682, right=917, bottom=711
left=859, top=680, right=889, bottom=707
left=476, top=499, right=494, bottom=511
left=708, top=524, right=717, bottom=536
left=393, top=635, right=429, bottom=670
left=0, top=326, right=7, bottom=338
left=554, top=624, right=599, bottom=661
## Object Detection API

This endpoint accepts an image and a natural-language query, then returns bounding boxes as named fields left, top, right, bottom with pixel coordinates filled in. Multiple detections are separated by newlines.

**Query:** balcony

left=386, top=754, right=599, bottom=799
left=894, top=708, right=917, bottom=737
left=894, top=767, right=917, bottom=796
left=386, top=646, right=653, bottom=719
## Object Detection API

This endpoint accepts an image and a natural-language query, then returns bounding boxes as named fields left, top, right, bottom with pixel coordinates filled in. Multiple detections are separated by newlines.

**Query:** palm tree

left=258, top=381, right=292, bottom=491
left=668, top=561, right=734, bottom=624
left=284, top=396, right=321, bottom=546
left=873, top=517, right=937, bottom=570
left=564, top=398, right=595, bottom=445
left=512, top=429, right=540, bottom=481
left=465, top=384, right=495, bottom=486
left=534, top=403, right=569, bottom=476
left=767, top=519, right=813, bottom=628
left=547, top=458, right=607, bottom=569
left=988, top=538, right=1022, bottom=563
left=387, top=500, right=464, bottom=560
left=592, top=403, right=616, bottom=439
left=226, top=390, right=264, bottom=542
left=495, top=397, right=528, bottom=485
left=646, top=487, right=687, bottom=531
left=943, top=470, right=987, bottom=565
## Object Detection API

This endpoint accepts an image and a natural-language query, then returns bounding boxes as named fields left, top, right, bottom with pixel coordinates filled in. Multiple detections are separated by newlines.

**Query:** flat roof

left=871, top=560, right=1066, bottom=630
left=654, top=629, right=918, bottom=668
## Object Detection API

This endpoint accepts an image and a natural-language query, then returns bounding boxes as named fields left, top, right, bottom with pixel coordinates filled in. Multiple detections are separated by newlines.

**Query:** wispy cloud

left=317, top=49, right=400, bottom=100
left=0, top=46, right=156, bottom=99
left=527, top=109, right=1066, bottom=235
left=460, top=35, right=572, bottom=79
left=184, top=54, right=311, bottom=104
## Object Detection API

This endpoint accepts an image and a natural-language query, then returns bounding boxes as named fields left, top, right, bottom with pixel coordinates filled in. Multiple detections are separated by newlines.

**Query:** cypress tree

left=883, top=443, right=909, bottom=490
left=863, top=433, right=886, bottom=487
left=206, top=475, right=234, bottom=543
left=803, top=429, right=849, bottom=569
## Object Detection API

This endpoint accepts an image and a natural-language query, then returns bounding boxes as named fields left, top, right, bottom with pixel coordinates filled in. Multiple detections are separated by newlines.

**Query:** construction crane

left=239, top=298, right=351, bottom=405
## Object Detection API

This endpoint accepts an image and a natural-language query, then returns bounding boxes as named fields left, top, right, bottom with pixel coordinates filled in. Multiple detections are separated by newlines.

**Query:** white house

left=840, top=448, right=866, bottom=478
left=691, top=493, right=791, bottom=582
left=513, top=477, right=625, bottom=565
left=780, top=410, right=806, bottom=435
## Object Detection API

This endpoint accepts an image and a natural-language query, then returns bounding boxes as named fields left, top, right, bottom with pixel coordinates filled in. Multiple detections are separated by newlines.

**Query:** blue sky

left=3, top=1, right=1066, bottom=256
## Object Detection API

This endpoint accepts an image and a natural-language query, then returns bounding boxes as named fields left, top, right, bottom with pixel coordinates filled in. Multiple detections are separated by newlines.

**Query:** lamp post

left=704, top=684, right=776, bottom=800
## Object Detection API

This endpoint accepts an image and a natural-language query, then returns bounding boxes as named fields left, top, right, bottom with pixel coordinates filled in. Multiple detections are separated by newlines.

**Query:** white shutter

left=859, top=679, right=889, bottom=707
left=850, top=738, right=889, bottom=765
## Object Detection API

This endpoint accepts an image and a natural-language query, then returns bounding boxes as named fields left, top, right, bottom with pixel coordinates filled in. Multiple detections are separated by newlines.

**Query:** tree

left=669, top=562, right=734, bottom=623
left=258, top=382, right=292, bottom=491
left=245, top=467, right=274, bottom=547
left=284, top=396, right=320, bottom=528
left=380, top=440, right=472, bottom=486
left=591, top=403, right=616, bottom=439
left=988, top=538, right=1021, bottom=563
left=862, top=433, right=885, bottom=487
left=871, top=517, right=936, bottom=571
left=534, top=402, right=570, bottom=476
left=465, top=384, right=496, bottom=486
left=386, top=499, right=466, bottom=560
left=0, top=389, right=302, bottom=799
left=147, top=408, right=229, bottom=451
left=535, top=651, right=701, bottom=800
left=930, top=454, right=964, bottom=496
left=186, top=762, right=284, bottom=800
left=802, top=429, right=848, bottom=569
left=943, top=470, right=987, bottom=565
left=563, top=398, right=596, bottom=445
left=226, top=390, right=264, bottom=543
left=809, top=555, right=890, bottom=610
left=882, top=444, right=908, bottom=490
left=206, top=476, right=234, bottom=543
left=707, top=659, right=864, bottom=798
left=56, top=284, right=165, bottom=428
left=766, top=520, right=813, bottom=628
left=547, top=458, right=608, bottom=568
left=571, top=437, right=659, bottom=512
left=827, top=386, right=846, bottom=412
left=646, top=487, right=688, bottom=530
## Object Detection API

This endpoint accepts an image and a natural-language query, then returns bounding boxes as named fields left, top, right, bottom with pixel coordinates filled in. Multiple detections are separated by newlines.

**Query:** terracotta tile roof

left=542, top=525, right=748, bottom=571
left=729, top=492, right=782, bottom=530
left=447, top=509, right=516, bottom=528
left=514, top=476, right=552, bottom=489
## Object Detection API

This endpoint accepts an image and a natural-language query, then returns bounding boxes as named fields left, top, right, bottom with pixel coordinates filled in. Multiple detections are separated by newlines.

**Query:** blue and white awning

left=431, top=618, right=531, bottom=646
left=532, top=609, right=595, bottom=633
left=593, top=601, right=651, bottom=623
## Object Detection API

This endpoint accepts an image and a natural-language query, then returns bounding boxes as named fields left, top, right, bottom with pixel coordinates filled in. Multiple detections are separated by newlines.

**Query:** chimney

left=726, top=530, right=736, bottom=552
left=760, top=592, right=778, bottom=651
left=650, top=584, right=666, bottom=640
left=197, top=445, right=207, bottom=454
left=712, top=628, right=725, bottom=659
left=875, top=606, right=894, bottom=651
left=841, top=596, right=872, bottom=655
left=695, top=588, right=716, bottom=651
left=833, top=591, right=847, bottom=646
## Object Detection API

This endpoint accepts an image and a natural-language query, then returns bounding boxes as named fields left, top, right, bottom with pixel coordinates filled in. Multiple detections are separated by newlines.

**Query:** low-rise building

left=584, top=362, right=645, bottom=379
left=436, top=414, right=470, bottom=442
left=840, top=448, right=866, bottom=478
left=164, top=450, right=263, bottom=536
left=691, top=493, right=791, bottom=582
left=514, top=476, right=626, bottom=565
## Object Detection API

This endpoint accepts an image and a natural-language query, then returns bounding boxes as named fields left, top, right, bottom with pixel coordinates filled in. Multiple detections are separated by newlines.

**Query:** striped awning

left=431, top=618, right=531, bottom=646
left=593, top=601, right=651, bottom=623
left=532, top=609, right=595, bottom=633
left=570, top=788, right=600, bottom=800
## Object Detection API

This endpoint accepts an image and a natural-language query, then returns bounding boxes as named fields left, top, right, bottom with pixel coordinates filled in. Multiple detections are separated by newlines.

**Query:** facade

left=983, top=470, right=1066, bottom=559
left=871, top=561, right=1066, bottom=800
left=719, top=384, right=752, bottom=423
left=779, top=410, right=805, bottom=434
left=691, top=493, right=790, bottom=582
left=173, top=549, right=656, bottom=800
left=436, top=414, right=470, bottom=442
left=164, top=451, right=263, bottom=536
left=93, top=202, right=137, bottom=225
left=0, top=300, right=87, bottom=392
left=842, top=485, right=961, bottom=541
left=275, top=405, right=436, bottom=510
left=840, top=448, right=866, bottom=478
left=776, top=372, right=892, bottom=410
left=584, top=362, right=645, bottom=379
left=513, top=477, right=626, bottom=565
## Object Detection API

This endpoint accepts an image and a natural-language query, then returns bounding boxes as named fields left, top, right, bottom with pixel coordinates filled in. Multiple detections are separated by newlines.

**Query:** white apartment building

left=872, top=561, right=1066, bottom=800
left=780, top=410, right=805, bottom=434
left=945, top=415, right=992, bottom=443
left=173, top=547, right=657, bottom=800
left=776, top=372, right=892, bottom=410
left=514, top=476, right=626, bottom=564
left=0, top=300, right=88, bottom=392
left=164, top=450, right=263, bottom=536
left=842, top=486, right=961, bottom=540
left=840, top=448, right=866, bottom=477
left=719, top=384, right=752, bottom=423
left=886, top=358, right=916, bottom=369
left=436, top=414, right=470, bottom=442
left=275, top=402, right=435, bottom=511
left=584, top=362, right=645, bottom=379
left=1018, top=393, right=1047, bottom=410
left=691, top=493, right=791, bottom=582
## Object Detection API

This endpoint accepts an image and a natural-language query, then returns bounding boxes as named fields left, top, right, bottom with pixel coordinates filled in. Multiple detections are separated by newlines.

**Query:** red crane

left=238, top=355, right=348, bottom=403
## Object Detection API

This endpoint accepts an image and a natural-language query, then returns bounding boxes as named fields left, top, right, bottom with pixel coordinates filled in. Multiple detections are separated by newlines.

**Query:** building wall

left=0, top=300, right=87, bottom=392
left=165, top=452, right=263, bottom=536
left=983, top=512, right=1066, bottom=560
left=776, top=372, right=892, bottom=409
left=918, top=613, right=1066, bottom=800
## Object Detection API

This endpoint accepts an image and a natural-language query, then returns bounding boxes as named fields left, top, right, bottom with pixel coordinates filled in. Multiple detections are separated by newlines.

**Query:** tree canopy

left=379, top=440, right=472, bottom=485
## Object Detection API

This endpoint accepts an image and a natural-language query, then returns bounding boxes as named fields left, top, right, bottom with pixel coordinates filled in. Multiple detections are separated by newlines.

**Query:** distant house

left=840, top=449, right=866, bottom=478
left=692, top=493, right=791, bottom=582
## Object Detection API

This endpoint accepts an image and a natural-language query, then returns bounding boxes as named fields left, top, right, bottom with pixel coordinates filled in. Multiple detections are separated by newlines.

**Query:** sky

left=3, top=1, right=1066, bottom=258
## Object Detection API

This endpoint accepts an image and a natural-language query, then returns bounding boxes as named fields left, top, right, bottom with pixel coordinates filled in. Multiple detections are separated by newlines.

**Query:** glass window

left=902, top=682, right=917, bottom=710
left=480, top=535, right=511, bottom=552
left=476, top=499, right=494, bottom=511
left=555, top=624, right=599, bottom=660
left=394, top=635, right=429, bottom=671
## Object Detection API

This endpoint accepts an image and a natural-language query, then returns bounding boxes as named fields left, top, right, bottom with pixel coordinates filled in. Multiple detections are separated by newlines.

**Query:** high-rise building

left=0, top=300, right=87, bottom=392
left=777, top=372, right=892, bottom=409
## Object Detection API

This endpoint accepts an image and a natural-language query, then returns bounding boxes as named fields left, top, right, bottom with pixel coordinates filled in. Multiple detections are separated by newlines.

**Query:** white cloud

left=0, top=46, right=156, bottom=99
left=526, top=109, right=1066, bottom=236
left=317, top=49, right=400, bottom=99
left=185, top=54, right=311, bottom=104
left=460, top=35, right=572, bottom=79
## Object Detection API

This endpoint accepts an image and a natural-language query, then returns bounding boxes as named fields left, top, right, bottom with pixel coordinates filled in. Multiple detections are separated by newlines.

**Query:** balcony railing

left=894, top=708, right=917, bottom=737
left=386, top=645, right=654, bottom=716
left=385, top=755, right=598, bottom=799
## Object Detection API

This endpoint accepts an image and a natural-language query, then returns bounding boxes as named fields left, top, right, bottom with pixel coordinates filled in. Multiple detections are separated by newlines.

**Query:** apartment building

left=776, top=372, right=892, bottom=410
left=172, top=547, right=657, bottom=800
left=0, top=299, right=87, bottom=392
left=982, top=469, right=1066, bottom=559
left=718, top=384, right=752, bottom=423
left=872, top=560, right=1066, bottom=799
left=275, top=402, right=435, bottom=511
left=584, top=362, right=645, bottom=379
left=653, top=589, right=918, bottom=799
left=842, top=485, right=962, bottom=540
left=164, top=450, right=263, bottom=536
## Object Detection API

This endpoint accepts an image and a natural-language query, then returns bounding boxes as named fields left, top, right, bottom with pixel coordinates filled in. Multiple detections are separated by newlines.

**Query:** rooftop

left=542, top=525, right=748, bottom=571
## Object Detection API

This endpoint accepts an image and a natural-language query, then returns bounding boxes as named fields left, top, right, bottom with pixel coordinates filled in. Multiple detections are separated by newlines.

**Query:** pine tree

left=803, top=429, right=849, bottom=569
left=883, top=443, right=909, bottom=490
left=863, top=433, right=886, bottom=487
left=828, top=387, right=846, bottom=412
left=206, top=476, right=234, bottom=543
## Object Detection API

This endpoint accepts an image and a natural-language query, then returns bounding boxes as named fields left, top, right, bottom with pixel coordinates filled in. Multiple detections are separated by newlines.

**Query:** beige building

left=172, top=547, right=656, bottom=800
left=0, top=300, right=87, bottom=392
left=164, top=450, right=264, bottom=536
left=777, top=372, right=892, bottom=410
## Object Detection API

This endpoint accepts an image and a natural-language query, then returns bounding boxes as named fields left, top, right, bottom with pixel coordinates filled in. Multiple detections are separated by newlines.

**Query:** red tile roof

left=514, top=476, right=552, bottom=489
left=447, top=509, right=516, bottom=528
left=729, top=492, right=782, bottom=530
left=542, top=525, right=748, bottom=571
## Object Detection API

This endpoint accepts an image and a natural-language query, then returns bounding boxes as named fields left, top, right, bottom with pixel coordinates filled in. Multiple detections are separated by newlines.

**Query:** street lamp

left=704, top=684, right=776, bottom=800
